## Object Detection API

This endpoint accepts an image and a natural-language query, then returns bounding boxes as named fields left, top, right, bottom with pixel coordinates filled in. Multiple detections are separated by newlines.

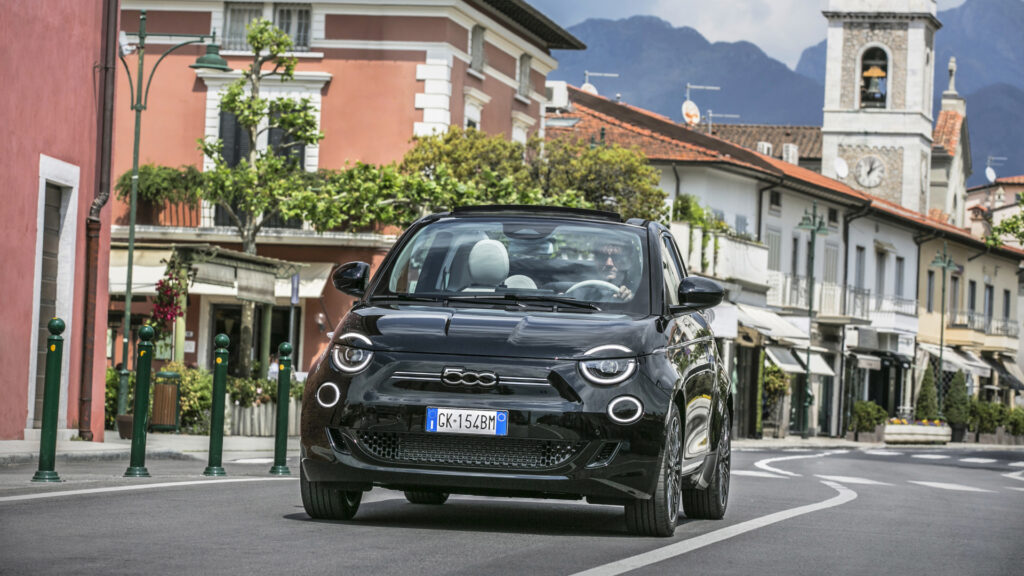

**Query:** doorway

left=210, top=304, right=301, bottom=376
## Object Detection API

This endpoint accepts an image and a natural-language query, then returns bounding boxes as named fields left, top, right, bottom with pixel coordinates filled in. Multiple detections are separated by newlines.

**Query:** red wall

left=0, top=0, right=112, bottom=439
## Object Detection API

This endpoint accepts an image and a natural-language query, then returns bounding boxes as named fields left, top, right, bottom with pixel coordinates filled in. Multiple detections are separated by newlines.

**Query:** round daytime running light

left=607, top=395, right=644, bottom=425
left=579, top=345, right=637, bottom=385
left=316, top=382, right=341, bottom=408
left=331, top=333, right=374, bottom=373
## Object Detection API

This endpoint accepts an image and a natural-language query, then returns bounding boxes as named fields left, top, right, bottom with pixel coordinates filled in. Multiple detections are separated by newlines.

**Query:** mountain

left=550, top=0, right=1022, bottom=188
left=793, top=0, right=1024, bottom=185
left=548, top=16, right=825, bottom=126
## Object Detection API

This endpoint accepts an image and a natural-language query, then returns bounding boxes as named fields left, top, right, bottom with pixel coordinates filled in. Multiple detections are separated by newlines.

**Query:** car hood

left=335, top=305, right=659, bottom=359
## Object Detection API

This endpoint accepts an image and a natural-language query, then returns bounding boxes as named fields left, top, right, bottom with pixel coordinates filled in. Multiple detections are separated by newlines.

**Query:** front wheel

left=624, top=403, right=682, bottom=537
left=300, top=466, right=362, bottom=520
left=682, top=410, right=730, bottom=520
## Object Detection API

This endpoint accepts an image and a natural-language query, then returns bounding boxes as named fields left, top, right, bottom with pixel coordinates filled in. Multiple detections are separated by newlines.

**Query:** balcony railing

left=766, top=272, right=847, bottom=316
left=948, top=310, right=989, bottom=332
left=846, top=287, right=871, bottom=319
left=988, top=318, right=1019, bottom=337
left=870, top=294, right=918, bottom=316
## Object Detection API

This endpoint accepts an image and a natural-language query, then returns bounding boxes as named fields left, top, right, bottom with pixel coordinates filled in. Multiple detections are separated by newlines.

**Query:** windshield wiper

left=370, top=294, right=443, bottom=304
left=446, top=293, right=600, bottom=312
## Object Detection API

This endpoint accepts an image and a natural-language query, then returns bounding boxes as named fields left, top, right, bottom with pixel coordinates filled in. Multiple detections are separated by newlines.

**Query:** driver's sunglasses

left=599, top=248, right=624, bottom=263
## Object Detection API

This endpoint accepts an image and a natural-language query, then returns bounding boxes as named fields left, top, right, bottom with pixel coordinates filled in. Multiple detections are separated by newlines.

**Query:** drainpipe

left=671, top=163, right=681, bottom=222
left=756, top=178, right=782, bottom=242
left=836, top=202, right=870, bottom=435
left=78, top=0, right=118, bottom=441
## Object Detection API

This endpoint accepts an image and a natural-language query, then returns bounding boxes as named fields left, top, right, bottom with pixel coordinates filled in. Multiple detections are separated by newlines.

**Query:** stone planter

left=224, top=394, right=301, bottom=437
left=847, top=423, right=886, bottom=443
left=115, top=414, right=133, bottom=440
left=883, top=424, right=951, bottom=445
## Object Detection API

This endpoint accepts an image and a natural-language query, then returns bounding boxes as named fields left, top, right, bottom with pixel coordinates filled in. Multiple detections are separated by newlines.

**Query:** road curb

left=0, top=450, right=197, bottom=467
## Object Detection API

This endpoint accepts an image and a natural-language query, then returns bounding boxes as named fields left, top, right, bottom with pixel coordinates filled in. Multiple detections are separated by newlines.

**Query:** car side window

left=661, top=235, right=684, bottom=307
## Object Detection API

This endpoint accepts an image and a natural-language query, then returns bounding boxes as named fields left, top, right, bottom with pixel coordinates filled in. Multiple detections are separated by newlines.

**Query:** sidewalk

left=4, top=432, right=1020, bottom=467
left=0, top=433, right=300, bottom=467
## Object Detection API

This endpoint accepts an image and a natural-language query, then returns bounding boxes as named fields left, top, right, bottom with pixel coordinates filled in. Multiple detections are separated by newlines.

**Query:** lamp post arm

left=142, top=38, right=210, bottom=109
left=117, top=51, right=137, bottom=109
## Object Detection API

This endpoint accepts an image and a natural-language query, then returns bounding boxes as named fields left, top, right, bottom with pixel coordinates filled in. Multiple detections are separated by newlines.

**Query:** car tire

left=404, top=490, right=450, bottom=505
left=624, top=403, right=682, bottom=537
left=300, top=466, right=362, bottom=520
left=682, top=410, right=730, bottom=520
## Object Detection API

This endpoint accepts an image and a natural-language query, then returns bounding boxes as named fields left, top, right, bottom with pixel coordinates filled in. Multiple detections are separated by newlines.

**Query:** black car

left=300, top=206, right=732, bottom=536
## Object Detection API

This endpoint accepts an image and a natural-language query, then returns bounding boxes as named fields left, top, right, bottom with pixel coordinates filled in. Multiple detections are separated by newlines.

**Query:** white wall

left=658, top=164, right=761, bottom=238
left=846, top=217, right=919, bottom=298
left=761, top=189, right=845, bottom=282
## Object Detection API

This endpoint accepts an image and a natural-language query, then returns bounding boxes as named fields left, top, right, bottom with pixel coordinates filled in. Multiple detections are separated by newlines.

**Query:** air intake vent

left=586, top=442, right=621, bottom=468
left=353, top=430, right=584, bottom=470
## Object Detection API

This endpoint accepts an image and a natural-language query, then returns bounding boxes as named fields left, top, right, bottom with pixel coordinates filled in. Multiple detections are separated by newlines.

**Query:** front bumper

left=300, top=350, right=680, bottom=501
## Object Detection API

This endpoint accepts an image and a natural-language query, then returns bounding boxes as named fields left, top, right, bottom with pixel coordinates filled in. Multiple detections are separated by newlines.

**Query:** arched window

left=860, top=47, right=888, bottom=109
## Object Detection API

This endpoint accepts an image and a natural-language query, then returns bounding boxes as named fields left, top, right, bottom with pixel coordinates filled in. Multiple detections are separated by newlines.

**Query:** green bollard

left=269, top=342, right=292, bottom=475
left=125, top=325, right=155, bottom=477
left=32, top=318, right=66, bottom=483
left=204, top=334, right=230, bottom=476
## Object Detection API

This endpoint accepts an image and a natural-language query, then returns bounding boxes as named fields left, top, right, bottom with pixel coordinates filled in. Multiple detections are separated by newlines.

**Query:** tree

left=197, top=19, right=323, bottom=376
left=943, top=370, right=969, bottom=427
left=398, top=127, right=667, bottom=222
left=537, top=136, right=667, bottom=221
left=915, top=364, right=939, bottom=421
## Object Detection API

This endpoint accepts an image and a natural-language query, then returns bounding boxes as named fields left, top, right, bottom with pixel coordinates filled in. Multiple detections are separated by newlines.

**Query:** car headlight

left=331, top=333, right=373, bottom=373
left=579, top=345, right=637, bottom=385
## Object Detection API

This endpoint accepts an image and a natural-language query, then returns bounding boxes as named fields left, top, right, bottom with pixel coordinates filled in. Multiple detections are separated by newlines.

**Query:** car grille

left=352, top=430, right=584, bottom=470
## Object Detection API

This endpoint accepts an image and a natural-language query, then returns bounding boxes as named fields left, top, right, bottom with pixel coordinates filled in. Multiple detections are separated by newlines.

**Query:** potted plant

left=943, top=370, right=969, bottom=442
left=915, top=364, right=939, bottom=421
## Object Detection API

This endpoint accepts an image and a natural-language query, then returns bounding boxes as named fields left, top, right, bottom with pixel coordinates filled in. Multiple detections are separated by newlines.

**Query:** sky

left=529, top=0, right=968, bottom=69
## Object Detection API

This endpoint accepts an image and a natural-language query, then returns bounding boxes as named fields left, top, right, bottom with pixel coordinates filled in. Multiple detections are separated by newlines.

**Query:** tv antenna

left=705, top=109, right=740, bottom=135
left=682, top=83, right=721, bottom=127
left=985, top=155, right=1006, bottom=184
left=581, top=70, right=619, bottom=96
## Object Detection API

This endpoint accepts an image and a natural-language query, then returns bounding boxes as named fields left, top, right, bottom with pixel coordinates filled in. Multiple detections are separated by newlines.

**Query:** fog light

left=316, top=382, right=341, bottom=408
left=607, top=395, right=643, bottom=424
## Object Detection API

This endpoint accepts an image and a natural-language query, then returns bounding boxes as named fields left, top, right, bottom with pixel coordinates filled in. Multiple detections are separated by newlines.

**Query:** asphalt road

left=1, top=447, right=1021, bottom=576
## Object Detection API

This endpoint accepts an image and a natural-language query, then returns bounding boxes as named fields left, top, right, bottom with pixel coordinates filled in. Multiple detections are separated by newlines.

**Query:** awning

left=1001, top=356, right=1024, bottom=390
left=958, top=349, right=992, bottom=379
left=793, top=349, right=837, bottom=377
left=765, top=346, right=805, bottom=374
left=108, top=248, right=173, bottom=295
left=982, top=355, right=1024, bottom=391
left=736, top=304, right=809, bottom=343
left=851, top=353, right=882, bottom=371
left=274, top=263, right=333, bottom=299
left=918, top=343, right=974, bottom=375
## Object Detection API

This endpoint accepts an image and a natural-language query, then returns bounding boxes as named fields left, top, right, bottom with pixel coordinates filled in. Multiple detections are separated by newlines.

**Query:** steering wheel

left=565, top=279, right=620, bottom=299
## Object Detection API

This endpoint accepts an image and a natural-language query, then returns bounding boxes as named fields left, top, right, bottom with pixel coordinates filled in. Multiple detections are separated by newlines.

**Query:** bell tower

left=820, top=0, right=941, bottom=213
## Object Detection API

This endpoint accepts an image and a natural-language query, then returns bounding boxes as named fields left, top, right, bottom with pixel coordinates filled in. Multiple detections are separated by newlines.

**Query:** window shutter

left=219, top=110, right=238, bottom=168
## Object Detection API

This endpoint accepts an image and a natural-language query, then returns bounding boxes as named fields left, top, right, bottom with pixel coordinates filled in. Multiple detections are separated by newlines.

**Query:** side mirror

left=332, top=261, right=370, bottom=298
left=674, top=276, right=724, bottom=313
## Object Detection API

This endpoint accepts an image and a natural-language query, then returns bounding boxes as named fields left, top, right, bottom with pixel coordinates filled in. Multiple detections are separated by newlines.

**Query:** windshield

left=376, top=217, right=650, bottom=316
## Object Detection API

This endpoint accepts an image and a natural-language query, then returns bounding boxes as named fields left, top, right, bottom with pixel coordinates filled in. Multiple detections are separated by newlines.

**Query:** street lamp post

left=930, top=241, right=958, bottom=416
left=797, top=201, right=829, bottom=439
left=116, top=10, right=230, bottom=414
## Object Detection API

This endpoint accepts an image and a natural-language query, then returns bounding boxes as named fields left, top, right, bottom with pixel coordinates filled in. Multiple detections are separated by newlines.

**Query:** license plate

left=426, top=407, right=508, bottom=436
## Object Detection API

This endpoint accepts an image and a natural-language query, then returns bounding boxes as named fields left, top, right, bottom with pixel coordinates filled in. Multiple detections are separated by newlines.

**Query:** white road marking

left=0, top=477, right=296, bottom=504
left=907, top=481, right=994, bottom=493
left=958, top=458, right=996, bottom=464
left=1002, top=470, right=1024, bottom=482
left=753, top=450, right=848, bottom=477
left=911, top=454, right=950, bottom=460
left=232, top=458, right=274, bottom=464
left=864, top=450, right=901, bottom=456
left=1007, top=487, right=1024, bottom=492
left=733, top=470, right=789, bottom=479
left=1009, top=462, right=1024, bottom=468
left=815, top=475, right=892, bottom=486
left=568, top=481, right=857, bottom=576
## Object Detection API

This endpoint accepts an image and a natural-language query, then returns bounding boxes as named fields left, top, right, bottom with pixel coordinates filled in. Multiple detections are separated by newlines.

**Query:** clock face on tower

left=855, top=155, right=885, bottom=188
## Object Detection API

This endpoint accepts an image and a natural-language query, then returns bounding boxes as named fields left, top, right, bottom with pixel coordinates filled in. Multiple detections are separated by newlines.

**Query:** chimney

left=782, top=143, right=799, bottom=165
left=756, top=141, right=773, bottom=156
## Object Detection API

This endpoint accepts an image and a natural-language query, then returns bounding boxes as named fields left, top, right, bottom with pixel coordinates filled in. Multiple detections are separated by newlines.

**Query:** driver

left=598, top=242, right=634, bottom=300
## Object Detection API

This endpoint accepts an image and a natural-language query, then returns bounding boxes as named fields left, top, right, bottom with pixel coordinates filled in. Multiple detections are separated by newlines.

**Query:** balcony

left=989, top=318, right=1020, bottom=337
left=766, top=272, right=848, bottom=317
left=868, top=294, right=919, bottom=334
left=947, top=310, right=989, bottom=332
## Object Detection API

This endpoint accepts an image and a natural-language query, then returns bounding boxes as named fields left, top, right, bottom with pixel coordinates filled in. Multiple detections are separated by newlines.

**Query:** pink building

left=0, top=0, right=118, bottom=440
left=107, top=2, right=581, bottom=379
